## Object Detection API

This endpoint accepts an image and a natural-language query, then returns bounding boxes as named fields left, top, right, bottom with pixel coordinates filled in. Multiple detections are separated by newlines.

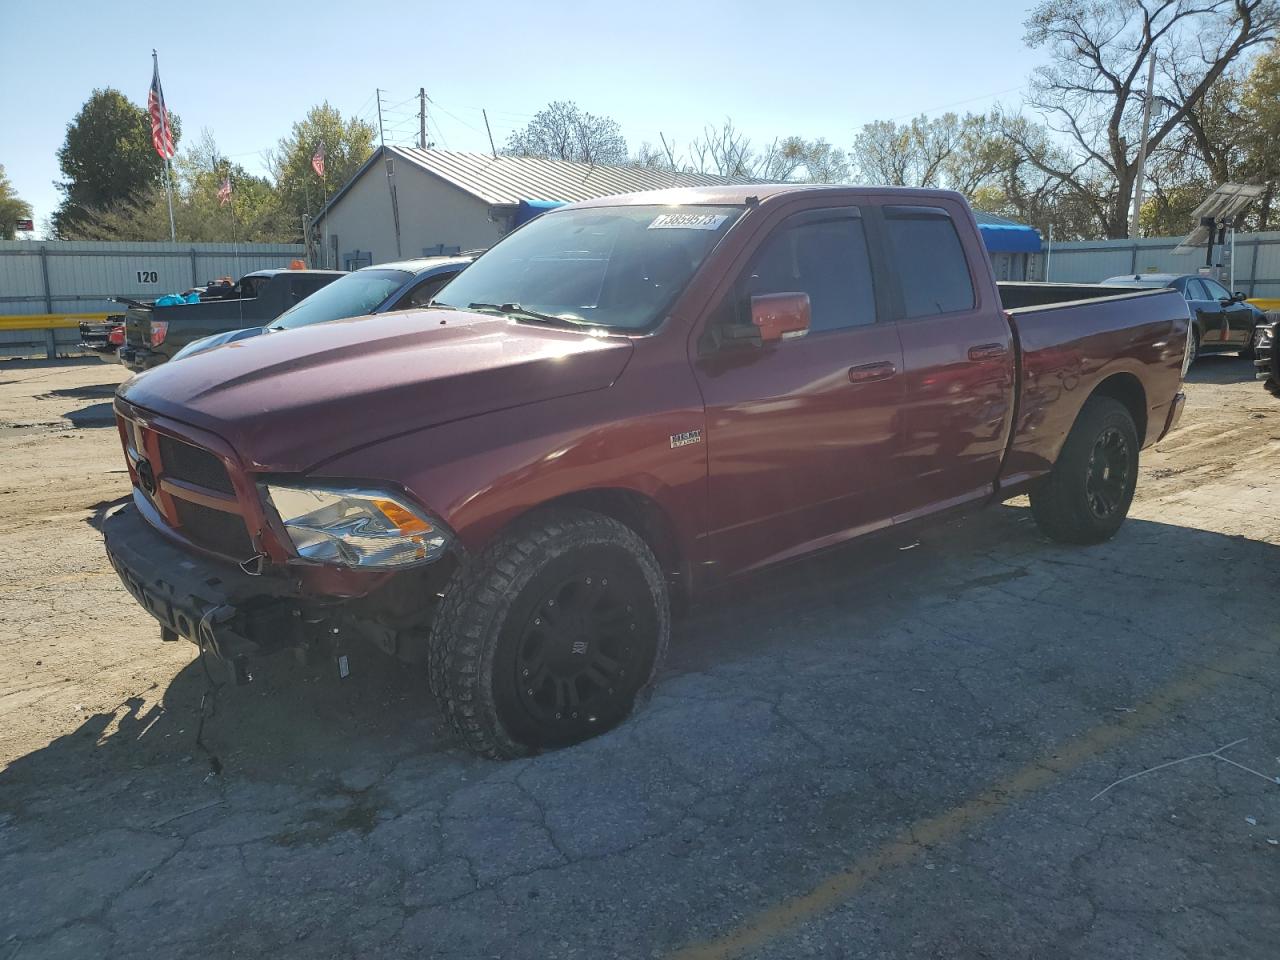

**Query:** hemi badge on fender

left=670, top=429, right=702, bottom=449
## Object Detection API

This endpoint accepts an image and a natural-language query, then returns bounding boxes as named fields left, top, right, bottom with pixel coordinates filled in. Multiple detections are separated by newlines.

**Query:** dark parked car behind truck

left=103, top=185, right=1188, bottom=758
left=118, top=268, right=342, bottom=371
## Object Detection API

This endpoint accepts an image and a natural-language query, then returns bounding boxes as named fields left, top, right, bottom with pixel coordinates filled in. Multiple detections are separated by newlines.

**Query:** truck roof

left=244, top=269, right=346, bottom=279
left=561, top=183, right=970, bottom=210
left=361, top=255, right=478, bottom=275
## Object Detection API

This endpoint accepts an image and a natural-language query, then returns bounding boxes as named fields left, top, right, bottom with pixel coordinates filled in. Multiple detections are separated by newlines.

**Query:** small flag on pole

left=218, top=176, right=232, bottom=206
left=147, top=58, right=176, bottom=159
left=311, top=143, right=326, bottom=178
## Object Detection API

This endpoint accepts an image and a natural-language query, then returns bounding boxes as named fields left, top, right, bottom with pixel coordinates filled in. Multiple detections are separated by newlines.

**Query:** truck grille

left=173, top=499, right=254, bottom=558
left=157, top=435, right=235, bottom=494
left=117, top=410, right=258, bottom=562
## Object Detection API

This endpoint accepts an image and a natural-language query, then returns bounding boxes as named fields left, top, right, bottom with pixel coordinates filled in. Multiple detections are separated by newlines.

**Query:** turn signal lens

left=372, top=498, right=433, bottom=535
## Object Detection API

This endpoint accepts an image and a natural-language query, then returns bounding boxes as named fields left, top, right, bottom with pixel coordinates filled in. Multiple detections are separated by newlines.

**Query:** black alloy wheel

left=514, top=571, right=645, bottom=730
left=1084, top=427, right=1131, bottom=520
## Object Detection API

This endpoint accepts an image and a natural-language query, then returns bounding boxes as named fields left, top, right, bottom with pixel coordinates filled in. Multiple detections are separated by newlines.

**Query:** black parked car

left=1104, top=273, right=1265, bottom=367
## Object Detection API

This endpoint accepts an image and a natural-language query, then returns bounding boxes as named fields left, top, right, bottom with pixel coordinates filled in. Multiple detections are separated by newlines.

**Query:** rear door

left=694, top=205, right=906, bottom=574
left=879, top=203, right=1016, bottom=520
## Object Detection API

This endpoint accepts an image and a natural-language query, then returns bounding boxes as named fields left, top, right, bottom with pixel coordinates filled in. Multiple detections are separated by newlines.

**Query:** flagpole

left=321, top=157, right=329, bottom=269
left=153, top=51, right=177, bottom=242
left=163, top=159, right=176, bottom=242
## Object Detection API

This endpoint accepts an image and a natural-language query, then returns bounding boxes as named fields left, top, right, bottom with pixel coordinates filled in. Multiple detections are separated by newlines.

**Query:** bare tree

left=687, top=119, right=758, bottom=177
left=506, top=101, right=628, bottom=165
left=1017, top=0, right=1278, bottom=237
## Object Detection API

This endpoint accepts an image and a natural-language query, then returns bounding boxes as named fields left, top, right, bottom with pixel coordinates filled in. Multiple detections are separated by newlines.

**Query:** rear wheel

left=1030, top=396, right=1139, bottom=545
left=428, top=509, right=669, bottom=758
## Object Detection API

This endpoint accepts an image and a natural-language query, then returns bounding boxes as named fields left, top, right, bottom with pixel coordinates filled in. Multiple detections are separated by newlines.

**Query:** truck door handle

left=967, top=343, right=1008, bottom=362
left=848, top=361, right=897, bottom=383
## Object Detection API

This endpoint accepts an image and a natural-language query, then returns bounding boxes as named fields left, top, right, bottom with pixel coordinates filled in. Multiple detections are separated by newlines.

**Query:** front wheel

left=1030, top=395, right=1139, bottom=545
left=428, top=509, right=669, bottom=758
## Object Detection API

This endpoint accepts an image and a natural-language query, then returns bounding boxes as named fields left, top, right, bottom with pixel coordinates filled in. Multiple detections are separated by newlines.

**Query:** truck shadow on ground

left=4, top=505, right=1274, bottom=805
left=4, top=506, right=1278, bottom=956
left=1184, top=353, right=1260, bottom=385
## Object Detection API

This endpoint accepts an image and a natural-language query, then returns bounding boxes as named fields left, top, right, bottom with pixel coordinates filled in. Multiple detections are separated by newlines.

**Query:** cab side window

left=883, top=206, right=975, bottom=317
left=740, top=213, right=877, bottom=333
left=1184, top=279, right=1209, bottom=301
left=1201, top=278, right=1231, bottom=301
left=396, top=272, right=458, bottom=311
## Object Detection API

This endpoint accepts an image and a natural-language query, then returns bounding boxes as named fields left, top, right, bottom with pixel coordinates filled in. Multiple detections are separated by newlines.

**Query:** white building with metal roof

left=311, top=146, right=758, bottom=270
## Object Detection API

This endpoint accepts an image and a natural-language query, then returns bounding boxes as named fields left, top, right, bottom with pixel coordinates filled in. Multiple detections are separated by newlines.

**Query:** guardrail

left=0, top=313, right=111, bottom=360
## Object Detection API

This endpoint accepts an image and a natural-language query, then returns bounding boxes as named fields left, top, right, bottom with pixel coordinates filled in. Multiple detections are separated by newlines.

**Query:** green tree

left=0, top=165, right=33, bottom=239
left=68, top=132, right=292, bottom=243
left=269, top=103, right=375, bottom=226
left=53, top=88, right=180, bottom=238
left=1237, top=40, right=1280, bottom=228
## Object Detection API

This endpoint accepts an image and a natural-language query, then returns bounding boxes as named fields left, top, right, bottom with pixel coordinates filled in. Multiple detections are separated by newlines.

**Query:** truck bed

left=994, top=282, right=1189, bottom=491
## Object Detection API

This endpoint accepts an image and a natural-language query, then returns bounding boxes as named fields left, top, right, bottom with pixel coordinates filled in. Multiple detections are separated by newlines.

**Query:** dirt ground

left=1, top=354, right=1278, bottom=959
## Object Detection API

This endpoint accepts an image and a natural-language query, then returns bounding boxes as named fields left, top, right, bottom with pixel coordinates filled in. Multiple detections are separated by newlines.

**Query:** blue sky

left=1, top=0, right=1051, bottom=231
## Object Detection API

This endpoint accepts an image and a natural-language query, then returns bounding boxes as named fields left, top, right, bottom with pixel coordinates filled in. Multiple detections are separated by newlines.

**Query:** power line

left=886, top=85, right=1024, bottom=122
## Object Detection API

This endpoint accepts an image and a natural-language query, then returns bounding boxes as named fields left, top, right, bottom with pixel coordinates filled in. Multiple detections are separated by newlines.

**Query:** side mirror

left=751, top=292, right=810, bottom=344
left=1232, top=291, right=1247, bottom=302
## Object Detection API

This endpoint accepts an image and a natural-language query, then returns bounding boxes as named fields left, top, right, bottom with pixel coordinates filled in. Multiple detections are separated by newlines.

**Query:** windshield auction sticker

left=648, top=213, right=729, bottom=230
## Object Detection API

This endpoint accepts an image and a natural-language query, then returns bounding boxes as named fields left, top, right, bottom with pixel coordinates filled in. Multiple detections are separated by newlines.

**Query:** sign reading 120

left=136, top=270, right=159, bottom=283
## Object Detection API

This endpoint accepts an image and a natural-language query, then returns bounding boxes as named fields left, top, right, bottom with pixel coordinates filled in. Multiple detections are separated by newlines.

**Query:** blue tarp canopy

left=974, top=211, right=1042, bottom=254
left=514, top=199, right=567, bottom=227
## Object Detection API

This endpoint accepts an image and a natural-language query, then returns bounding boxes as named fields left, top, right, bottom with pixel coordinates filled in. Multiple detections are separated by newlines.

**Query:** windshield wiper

left=426, top=299, right=460, bottom=311
left=466, top=302, right=585, bottom=326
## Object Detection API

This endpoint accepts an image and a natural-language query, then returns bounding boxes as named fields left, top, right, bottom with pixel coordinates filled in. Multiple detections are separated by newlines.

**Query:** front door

left=1199, top=276, right=1255, bottom=349
left=693, top=206, right=905, bottom=576
left=880, top=203, right=1016, bottom=520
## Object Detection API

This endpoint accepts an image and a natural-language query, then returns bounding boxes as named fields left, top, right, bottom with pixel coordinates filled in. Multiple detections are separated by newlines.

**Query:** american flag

left=147, top=55, right=175, bottom=159
left=218, top=176, right=232, bottom=206
left=311, top=143, right=326, bottom=179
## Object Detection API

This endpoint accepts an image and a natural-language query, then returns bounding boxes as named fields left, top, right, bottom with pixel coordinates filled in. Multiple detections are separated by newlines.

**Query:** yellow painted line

left=0, top=313, right=110, bottom=331
left=669, top=642, right=1267, bottom=960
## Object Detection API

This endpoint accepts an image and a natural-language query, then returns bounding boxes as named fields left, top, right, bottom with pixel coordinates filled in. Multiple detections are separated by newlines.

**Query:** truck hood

left=118, top=309, right=634, bottom=472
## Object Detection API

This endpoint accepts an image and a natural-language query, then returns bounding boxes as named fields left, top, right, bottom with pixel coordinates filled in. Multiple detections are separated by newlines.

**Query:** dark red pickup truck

left=104, top=185, right=1188, bottom=758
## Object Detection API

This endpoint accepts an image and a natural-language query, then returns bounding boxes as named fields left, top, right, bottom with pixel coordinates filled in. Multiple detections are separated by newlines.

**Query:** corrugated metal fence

left=1034, top=230, right=1280, bottom=297
left=0, top=240, right=307, bottom=315
left=0, top=240, right=306, bottom=358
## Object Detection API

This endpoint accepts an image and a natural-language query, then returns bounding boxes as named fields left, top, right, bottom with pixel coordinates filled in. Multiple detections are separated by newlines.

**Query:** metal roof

left=315, top=147, right=763, bottom=221
left=390, top=146, right=763, bottom=205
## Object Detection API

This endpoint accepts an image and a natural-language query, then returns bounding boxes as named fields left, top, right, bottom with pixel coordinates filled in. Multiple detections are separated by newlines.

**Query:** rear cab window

left=882, top=206, right=975, bottom=317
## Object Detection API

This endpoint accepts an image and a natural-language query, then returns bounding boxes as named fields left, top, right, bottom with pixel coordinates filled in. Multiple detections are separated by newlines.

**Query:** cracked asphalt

left=2, top=356, right=1278, bottom=959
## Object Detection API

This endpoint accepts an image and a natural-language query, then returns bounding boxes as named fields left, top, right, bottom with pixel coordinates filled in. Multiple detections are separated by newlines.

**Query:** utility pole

left=1129, top=52, right=1157, bottom=239
left=375, top=89, right=402, bottom=258
left=482, top=109, right=497, bottom=158
left=418, top=88, right=427, bottom=150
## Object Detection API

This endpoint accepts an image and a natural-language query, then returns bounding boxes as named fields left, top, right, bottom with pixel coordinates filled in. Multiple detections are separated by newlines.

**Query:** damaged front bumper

left=103, top=503, right=310, bottom=680
left=103, top=503, right=445, bottom=682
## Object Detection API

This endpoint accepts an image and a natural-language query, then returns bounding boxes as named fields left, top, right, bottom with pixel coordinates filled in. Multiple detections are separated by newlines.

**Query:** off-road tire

left=428, top=509, right=669, bottom=759
left=1030, top=395, right=1139, bottom=545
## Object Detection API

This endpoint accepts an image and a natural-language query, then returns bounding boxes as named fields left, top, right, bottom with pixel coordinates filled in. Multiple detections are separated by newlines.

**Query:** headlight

left=264, top=485, right=450, bottom=569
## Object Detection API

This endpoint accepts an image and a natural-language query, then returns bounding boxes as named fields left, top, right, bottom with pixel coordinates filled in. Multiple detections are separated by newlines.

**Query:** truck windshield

left=431, top=205, right=743, bottom=331
left=271, top=269, right=412, bottom=330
